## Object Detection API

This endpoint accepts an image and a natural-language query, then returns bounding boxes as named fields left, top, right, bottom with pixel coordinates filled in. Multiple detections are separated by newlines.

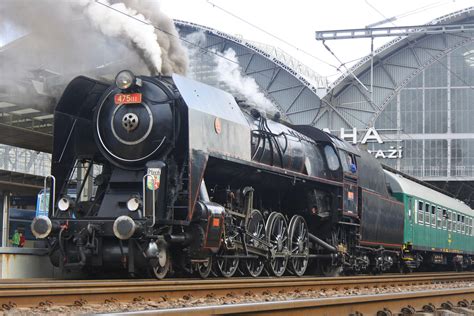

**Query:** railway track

left=0, top=272, right=473, bottom=312
left=110, top=287, right=474, bottom=315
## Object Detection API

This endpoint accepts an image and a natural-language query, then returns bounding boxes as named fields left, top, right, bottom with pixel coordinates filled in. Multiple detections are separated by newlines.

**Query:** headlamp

left=58, top=196, right=73, bottom=212
left=126, top=196, right=141, bottom=212
left=115, top=70, right=135, bottom=90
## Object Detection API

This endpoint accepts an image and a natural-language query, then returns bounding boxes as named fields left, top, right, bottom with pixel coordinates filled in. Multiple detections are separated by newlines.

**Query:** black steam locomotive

left=31, top=71, right=406, bottom=278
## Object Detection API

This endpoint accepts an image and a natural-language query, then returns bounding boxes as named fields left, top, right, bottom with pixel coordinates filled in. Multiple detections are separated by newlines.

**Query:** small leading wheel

left=244, top=209, right=266, bottom=277
left=196, top=257, right=213, bottom=279
left=217, top=249, right=240, bottom=278
left=149, top=240, right=170, bottom=279
left=266, top=212, right=289, bottom=277
left=288, top=215, right=309, bottom=277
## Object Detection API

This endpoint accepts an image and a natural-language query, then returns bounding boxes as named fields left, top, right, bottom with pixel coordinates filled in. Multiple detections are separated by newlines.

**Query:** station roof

left=320, top=7, right=474, bottom=130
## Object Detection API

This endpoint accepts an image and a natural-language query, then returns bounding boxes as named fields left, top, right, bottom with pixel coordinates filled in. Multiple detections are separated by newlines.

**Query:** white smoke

left=77, top=0, right=163, bottom=75
left=118, top=0, right=189, bottom=75
left=214, top=48, right=277, bottom=114
left=182, top=31, right=207, bottom=80
left=0, top=0, right=188, bottom=110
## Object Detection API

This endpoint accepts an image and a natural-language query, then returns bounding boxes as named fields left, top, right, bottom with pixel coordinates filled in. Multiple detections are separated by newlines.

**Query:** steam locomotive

left=31, top=71, right=474, bottom=278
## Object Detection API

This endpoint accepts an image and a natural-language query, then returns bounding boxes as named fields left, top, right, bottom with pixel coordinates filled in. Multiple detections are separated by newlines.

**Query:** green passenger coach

left=385, top=170, right=474, bottom=270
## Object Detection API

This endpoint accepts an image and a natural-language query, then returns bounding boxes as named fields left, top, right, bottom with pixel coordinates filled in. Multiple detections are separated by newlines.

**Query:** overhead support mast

left=315, top=23, right=474, bottom=40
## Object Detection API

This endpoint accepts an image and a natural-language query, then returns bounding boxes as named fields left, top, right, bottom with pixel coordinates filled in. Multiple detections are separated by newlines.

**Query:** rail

left=1, top=272, right=473, bottom=309
left=113, top=287, right=474, bottom=315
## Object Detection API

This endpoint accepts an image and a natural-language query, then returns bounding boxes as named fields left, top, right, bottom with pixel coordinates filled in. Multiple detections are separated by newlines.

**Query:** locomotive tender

left=31, top=71, right=474, bottom=278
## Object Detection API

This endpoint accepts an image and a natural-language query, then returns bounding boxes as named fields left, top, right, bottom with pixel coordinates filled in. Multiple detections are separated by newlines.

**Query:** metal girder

left=336, top=105, right=376, bottom=114
left=311, top=107, right=328, bottom=125
left=321, top=99, right=354, bottom=128
left=286, top=107, right=319, bottom=116
left=316, top=23, right=474, bottom=40
left=285, top=86, right=305, bottom=113
left=353, top=84, right=382, bottom=112
left=265, top=68, right=281, bottom=91
left=379, top=63, right=397, bottom=87
left=246, top=66, right=278, bottom=76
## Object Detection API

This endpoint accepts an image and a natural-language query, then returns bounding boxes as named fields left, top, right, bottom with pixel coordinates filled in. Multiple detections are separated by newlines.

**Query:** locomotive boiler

left=31, top=71, right=409, bottom=278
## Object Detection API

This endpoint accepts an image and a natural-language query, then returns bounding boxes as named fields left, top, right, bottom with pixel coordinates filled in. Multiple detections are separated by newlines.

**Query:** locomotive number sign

left=114, top=93, right=142, bottom=105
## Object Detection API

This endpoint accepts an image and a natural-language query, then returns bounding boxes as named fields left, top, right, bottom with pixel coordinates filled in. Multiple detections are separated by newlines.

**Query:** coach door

left=340, top=150, right=358, bottom=215
left=405, top=197, right=414, bottom=243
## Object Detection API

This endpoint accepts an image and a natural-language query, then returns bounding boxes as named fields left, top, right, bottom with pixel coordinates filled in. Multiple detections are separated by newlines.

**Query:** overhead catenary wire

left=93, top=0, right=243, bottom=68
left=93, top=0, right=330, bottom=121
left=205, top=0, right=339, bottom=70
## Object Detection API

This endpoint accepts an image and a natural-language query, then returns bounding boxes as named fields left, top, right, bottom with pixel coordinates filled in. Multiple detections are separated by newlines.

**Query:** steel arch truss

left=322, top=13, right=474, bottom=131
left=175, top=20, right=325, bottom=125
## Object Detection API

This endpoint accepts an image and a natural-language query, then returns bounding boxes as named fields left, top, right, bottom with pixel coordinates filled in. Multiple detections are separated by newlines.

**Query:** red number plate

left=114, top=93, right=142, bottom=105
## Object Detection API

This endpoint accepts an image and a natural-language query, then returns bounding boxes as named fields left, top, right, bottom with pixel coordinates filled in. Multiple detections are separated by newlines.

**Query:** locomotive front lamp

left=58, top=196, right=74, bottom=212
left=126, top=196, right=141, bottom=212
left=115, top=70, right=135, bottom=90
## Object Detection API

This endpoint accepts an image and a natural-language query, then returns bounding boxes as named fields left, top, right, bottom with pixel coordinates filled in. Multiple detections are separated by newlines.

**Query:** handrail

left=43, top=175, right=56, bottom=217
left=142, top=174, right=156, bottom=227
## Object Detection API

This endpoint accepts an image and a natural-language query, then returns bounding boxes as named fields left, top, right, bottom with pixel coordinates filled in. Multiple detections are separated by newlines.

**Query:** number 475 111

left=114, top=93, right=142, bottom=105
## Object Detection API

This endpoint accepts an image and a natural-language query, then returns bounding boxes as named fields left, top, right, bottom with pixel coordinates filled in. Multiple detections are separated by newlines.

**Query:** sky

left=160, top=0, right=473, bottom=82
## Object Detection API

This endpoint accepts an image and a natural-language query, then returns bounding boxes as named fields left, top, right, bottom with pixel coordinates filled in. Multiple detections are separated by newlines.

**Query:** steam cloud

left=183, top=32, right=278, bottom=115
left=78, top=0, right=164, bottom=75
left=0, top=0, right=188, bottom=108
left=120, top=0, right=188, bottom=75
left=213, top=48, right=277, bottom=114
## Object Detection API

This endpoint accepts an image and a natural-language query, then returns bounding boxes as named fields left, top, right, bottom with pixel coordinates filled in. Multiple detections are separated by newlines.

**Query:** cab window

left=324, top=145, right=340, bottom=171
left=340, top=150, right=357, bottom=174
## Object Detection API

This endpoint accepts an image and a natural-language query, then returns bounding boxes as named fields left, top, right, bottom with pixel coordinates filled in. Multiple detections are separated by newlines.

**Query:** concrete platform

left=0, top=247, right=57, bottom=279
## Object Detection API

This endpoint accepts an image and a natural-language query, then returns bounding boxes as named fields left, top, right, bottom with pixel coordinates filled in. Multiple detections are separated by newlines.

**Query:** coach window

left=462, top=215, right=466, bottom=234
left=417, top=201, right=423, bottom=224
left=431, top=205, right=436, bottom=227
left=442, top=209, right=447, bottom=230
left=425, top=203, right=431, bottom=225
left=448, top=211, right=452, bottom=231
left=452, top=213, right=456, bottom=232
left=453, top=213, right=457, bottom=232
left=414, top=199, right=418, bottom=224
left=437, top=207, right=442, bottom=228
left=457, top=214, right=461, bottom=232
left=324, top=145, right=340, bottom=171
